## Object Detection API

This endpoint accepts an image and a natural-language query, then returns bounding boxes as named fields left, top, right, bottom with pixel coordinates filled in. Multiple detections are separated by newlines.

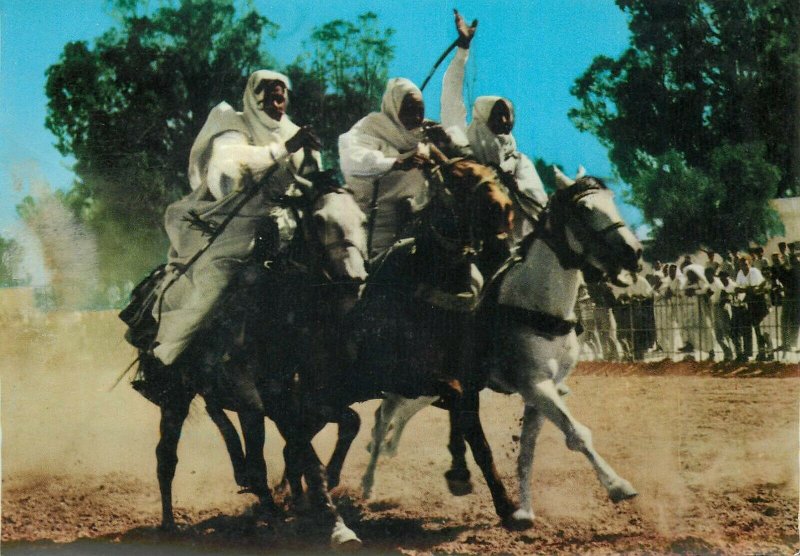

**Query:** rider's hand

left=422, top=121, right=452, bottom=147
left=392, top=149, right=429, bottom=171
left=454, top=9, right=478, bottom=49
left=286, top=125, right=322, bottom=153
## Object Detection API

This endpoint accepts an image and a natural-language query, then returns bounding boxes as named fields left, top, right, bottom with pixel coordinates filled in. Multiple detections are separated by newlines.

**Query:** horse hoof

left=330, top=519, right=362, bottom=551
left=255, top=499, right=283, bottom=520
left=159, top=519, right=178, bottom=533
left=273, top=480, right=290, bottom=496
left=609, top=479, right=638, bottom=503
left=504, top=509, right=535, bottom=531
left=444, top=469, right=473, bottom=496
left=446, top=478, right=473, bottom=496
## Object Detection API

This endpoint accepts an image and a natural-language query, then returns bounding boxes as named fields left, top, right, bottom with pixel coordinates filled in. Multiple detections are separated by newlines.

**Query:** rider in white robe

left=440, top=10, right=548, bottom=245
left=339, top=78, right=429, bottom=257
left=153, top=70, right=321, bottom=365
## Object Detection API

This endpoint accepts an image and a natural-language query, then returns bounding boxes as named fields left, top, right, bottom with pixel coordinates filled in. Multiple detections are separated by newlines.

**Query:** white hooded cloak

left=339, top=77, right=428, bottom=257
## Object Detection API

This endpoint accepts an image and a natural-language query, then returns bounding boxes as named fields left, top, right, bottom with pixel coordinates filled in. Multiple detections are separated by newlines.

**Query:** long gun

left=419, top=19, right=477, bottom=92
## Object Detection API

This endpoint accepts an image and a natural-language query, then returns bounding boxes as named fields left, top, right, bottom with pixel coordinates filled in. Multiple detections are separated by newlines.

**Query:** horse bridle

left=423, top=158, right=500, bottom=260
left=537, top=181, right=627, bottom=273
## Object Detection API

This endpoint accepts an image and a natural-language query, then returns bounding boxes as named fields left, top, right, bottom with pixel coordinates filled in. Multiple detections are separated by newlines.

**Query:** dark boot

left=131, top=351, right=178, bottom=406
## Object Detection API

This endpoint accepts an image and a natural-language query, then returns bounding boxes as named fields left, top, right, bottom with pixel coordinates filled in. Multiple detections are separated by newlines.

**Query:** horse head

left=546, top=167, right=641, bottom=286
left=297, top=171, right=368, bottom=295
left=424, top=144, right=514, bottom=257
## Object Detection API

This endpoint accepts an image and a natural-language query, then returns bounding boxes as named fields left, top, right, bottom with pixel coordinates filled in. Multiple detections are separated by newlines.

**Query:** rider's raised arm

left=338, top=129, right=398, bottom=178
left=441, top=47, right=469, bottom=132
left=207, top=131, right=290, bottom=199
left=441, top=10, right=476, bottom=132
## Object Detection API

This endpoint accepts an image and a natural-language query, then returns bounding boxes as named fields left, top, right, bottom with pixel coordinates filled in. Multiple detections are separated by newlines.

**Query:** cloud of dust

left=11, top=163, right=99, bottom=308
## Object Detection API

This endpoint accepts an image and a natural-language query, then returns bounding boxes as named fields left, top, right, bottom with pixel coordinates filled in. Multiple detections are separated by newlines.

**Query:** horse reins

left=537, top=183, right=625, bottom=272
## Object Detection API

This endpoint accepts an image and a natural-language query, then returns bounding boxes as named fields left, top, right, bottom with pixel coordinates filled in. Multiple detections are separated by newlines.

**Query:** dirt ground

left=2, top=311, right=798, bottom=555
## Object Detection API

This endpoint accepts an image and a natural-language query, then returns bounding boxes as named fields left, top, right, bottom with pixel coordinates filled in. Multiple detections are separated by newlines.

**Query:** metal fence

left=576, top=295, right=800, bottom=363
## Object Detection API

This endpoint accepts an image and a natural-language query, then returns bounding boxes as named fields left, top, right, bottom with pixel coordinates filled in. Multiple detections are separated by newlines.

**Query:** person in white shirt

left=612, top=273, right=654, bottom=360
left=681, top=263, right=715, bottom=360
left=734, top=255, right=770, bottom=361
left=152, top=70, right=321, bottom=366
left=440, top=10, right=548, bottom=245
left=706, top=267, right=736, bottom=361
left=662, top=264, right=686, bottom=359
left=586, top=280, right=623, bottom=361
left=650, top=262, right=671, bottom=355
left=339, top=78, right=430, bottom=257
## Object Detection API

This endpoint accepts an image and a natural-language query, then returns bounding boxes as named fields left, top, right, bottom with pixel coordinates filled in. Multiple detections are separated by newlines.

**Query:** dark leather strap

left=496, top=303, right=580, bottom=337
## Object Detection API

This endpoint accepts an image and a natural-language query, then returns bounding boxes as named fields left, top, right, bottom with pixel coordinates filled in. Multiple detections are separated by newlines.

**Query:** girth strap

left=496, top=303, right=582, bottom=337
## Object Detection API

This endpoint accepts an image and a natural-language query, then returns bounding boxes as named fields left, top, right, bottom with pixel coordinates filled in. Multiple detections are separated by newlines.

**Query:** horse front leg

left=507, top=404, right=545, bottom=530
left=444, top=407, right=473, bottom=495
left=205, top=403, right=247, bottom=489
left=156, top=395, right=192, bottom=531
left=238, top=410, right=279, bottom=517
left=280, top=441, right=305, bottom=506
left=456, top=390, right=517, bottom=526
left=285, top=422, right=362, bottom=549
left=528, top=379, right=638, bottom=503
left=326, top=407, right=360, bottom=490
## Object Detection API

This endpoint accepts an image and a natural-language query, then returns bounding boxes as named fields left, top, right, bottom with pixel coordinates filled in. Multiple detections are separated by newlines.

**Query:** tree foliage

left=570, top=0, right=798, bottom=256
left=533, top=158, right=564, bottom=194
left=44, top=2, right=395, bottom=286
left=45, top=0, right=277, bottom=284
left=286, top=12, right=395, bottom=168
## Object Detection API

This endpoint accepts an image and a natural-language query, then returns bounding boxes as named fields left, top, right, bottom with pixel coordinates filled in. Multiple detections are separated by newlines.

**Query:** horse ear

left=575, top=165, right=586, bottom=179
left=553, top=165, right=574, bottom=189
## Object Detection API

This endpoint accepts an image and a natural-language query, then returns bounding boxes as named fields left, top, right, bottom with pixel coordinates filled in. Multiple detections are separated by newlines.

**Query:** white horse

left=362, top=167, right=641, bottom=529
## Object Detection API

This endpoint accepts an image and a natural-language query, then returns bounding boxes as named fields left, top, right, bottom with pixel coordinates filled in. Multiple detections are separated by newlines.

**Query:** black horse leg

left=205, top=404, right=247, bottom=489
left=281, top=441, right=305, bottom=506
left=444, top=407, right=473, bottom=495
left=326, top=407, right=361, bottom=490
left=279, top=418, right=337, bottom=523
left=456, top=390, right=517, bottom=524
left=156, top=395, right=192, bottom=530
left=238, top=410, right=279, bottom=515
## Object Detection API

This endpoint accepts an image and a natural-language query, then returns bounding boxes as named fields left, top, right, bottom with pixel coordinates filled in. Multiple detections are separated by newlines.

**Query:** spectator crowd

left=578, top=241, right=800, bottom=363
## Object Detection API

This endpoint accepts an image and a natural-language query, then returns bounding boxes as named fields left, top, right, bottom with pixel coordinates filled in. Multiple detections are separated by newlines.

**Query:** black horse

left=145, top=149, right=520, bottom=547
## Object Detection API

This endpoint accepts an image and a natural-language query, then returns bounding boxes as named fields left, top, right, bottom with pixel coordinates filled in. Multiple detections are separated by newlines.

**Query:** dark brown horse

left=147, top=150, right=518, bottom=547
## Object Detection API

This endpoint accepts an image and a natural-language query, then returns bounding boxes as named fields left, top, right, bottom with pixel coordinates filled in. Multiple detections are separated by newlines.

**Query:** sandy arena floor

left=2, top=311, right=798, bottom=554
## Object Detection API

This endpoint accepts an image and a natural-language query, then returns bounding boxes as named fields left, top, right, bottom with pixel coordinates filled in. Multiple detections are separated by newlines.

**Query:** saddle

left=119, top=264, right=169, bottom=351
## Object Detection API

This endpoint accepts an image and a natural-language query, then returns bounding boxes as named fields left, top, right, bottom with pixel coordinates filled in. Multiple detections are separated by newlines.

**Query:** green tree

left=533, top=158, right=566, bottom=194
left=45, top=0, right=278, bottom=285
left=44, top=3, right=395, bottom=287
left=570, top=0, right=797, bottom=255
left=286, top=12, right=395, bottom=169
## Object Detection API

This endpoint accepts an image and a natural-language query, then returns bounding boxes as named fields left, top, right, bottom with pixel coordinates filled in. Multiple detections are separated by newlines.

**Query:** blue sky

left=0, top=0, right=638, bottom=238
